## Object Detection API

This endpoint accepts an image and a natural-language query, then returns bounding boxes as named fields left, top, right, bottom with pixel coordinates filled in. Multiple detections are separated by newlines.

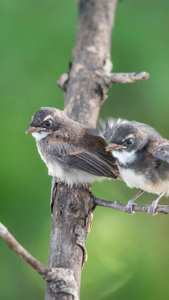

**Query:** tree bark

left=46, top=0, right=118, bottom=299
left=64, top=0, right=117, bottom=126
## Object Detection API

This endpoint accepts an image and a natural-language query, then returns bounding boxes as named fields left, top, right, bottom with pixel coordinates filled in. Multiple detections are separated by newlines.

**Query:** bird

left=105, top=118, right=169, bottom=215
left=26, top=107, right=119, bottom=186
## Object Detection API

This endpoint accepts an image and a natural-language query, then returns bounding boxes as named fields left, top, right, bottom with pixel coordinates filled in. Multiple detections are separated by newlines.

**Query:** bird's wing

left=148, top=139, right=169, bottom=163
left=49, top=142, right=118, bottom=179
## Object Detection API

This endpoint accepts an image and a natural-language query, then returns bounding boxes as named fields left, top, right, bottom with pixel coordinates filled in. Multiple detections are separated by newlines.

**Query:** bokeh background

left=1, top=0, right=169, bottom=299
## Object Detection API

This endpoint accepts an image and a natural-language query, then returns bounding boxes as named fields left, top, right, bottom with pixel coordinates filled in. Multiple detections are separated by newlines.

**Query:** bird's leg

left=148, top=192, right=165, bottom=216
left=125, top=189, right=145, bottom=214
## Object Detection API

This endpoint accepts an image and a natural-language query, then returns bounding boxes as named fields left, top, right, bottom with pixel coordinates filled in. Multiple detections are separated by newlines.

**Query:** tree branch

left=0, top=222, right=48, bottom=275
left=47, top=1, right=119, bottom=299
left=0, top=222, right=79, bottom=300
left=103, top=71, right=149, bottom=85
left=94, top=198, right=169, bottom=214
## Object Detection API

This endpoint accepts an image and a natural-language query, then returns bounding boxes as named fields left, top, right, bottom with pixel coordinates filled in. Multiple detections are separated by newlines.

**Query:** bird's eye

left=124, top=138, right=134, bottom=145
left=44, top=119, right=52, bottom=127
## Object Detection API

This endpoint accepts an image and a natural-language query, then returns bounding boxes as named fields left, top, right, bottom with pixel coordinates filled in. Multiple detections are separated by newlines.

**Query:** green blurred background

left=1, top=0, right=169, bottom=299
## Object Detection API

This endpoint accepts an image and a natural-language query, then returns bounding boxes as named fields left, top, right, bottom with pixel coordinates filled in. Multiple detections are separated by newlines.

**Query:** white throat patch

left=32, top=131, right=50, bottom=141
left=111, top=150, right=137, bottom=165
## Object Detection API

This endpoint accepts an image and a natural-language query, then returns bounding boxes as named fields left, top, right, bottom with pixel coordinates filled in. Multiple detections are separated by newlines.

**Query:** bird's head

left=26, top=107, right=65, bottom=141
left=105, top=119, right=149, bottom=164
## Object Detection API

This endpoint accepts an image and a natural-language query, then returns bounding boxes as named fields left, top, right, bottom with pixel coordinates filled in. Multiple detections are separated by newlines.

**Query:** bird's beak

left=106, top=143, right=126, bottom=151
left=25, top=127, right=46, bottom=134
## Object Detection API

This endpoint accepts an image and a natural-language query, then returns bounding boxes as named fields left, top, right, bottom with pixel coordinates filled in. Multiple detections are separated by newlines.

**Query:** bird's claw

left=125, top=199, right=136, bottom=214
left=148, top=200, right=158, bottom=216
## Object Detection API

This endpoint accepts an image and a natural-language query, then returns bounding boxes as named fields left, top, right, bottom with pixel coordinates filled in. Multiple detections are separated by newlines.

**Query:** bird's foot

left=148, top=192, right=165, bottom=216
left=125, top=190, right=144, bottom=214
left=148, top=200, right=158, bottom=216
left=125, top=199, right=136, bottom=214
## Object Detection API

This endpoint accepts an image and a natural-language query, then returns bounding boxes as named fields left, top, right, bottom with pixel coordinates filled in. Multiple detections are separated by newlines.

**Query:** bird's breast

left=118, top=166, right=146, bottom=189
left=118, top=165, right=169, bottom=195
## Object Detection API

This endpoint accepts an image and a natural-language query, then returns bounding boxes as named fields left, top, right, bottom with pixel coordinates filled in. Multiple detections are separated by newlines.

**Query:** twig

left=0, top=222, right=79, bottom=300
left=94, top=198, right=169, bottom=214
left=57, top=73, right=69, bottom=92
left=103, top=72, right=149, bottom=85
left=0, top=222, right=48, bottom=275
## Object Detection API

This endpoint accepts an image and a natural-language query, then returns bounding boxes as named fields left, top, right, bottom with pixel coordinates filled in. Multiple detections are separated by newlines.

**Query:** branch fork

left=57, top=71, right=149, bottom=93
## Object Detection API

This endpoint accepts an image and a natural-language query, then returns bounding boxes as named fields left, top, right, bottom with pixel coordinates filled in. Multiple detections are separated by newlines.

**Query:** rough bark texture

left=64, top=0, right=117, bottom=126
left=46, top=0, right=118, bottom=299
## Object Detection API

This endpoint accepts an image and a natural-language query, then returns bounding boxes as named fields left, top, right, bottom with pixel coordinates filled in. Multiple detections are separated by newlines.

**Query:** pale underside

left=32, top=131, right=109, bottom=186
left=112, top=149, right=169, bottom=196
left=46, top=160, right=106, bottom=186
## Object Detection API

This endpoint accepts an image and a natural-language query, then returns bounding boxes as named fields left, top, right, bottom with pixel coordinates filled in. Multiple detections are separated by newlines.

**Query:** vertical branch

left=65, top=0, right=117, bottom=126
left=46, top=1, right=118, bottom=299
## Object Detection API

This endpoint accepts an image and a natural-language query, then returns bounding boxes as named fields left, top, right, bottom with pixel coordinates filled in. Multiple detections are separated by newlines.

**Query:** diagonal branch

left=94, top=198, right=169, bottom=214
left=0, top=222, right=79, bottom=300
left=0, top=222, right=48, bottom=275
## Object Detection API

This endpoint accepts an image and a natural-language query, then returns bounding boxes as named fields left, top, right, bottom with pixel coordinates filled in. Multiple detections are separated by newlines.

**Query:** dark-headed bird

left=26, top=107, right=119, bottom=186
left=105, top=119, right=169, bottom=215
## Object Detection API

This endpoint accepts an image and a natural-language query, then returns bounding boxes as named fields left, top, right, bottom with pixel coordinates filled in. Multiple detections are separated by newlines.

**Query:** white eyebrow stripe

left=122, top=134, right=135, bottom=141
left=43, top=115, right=53, bottom=121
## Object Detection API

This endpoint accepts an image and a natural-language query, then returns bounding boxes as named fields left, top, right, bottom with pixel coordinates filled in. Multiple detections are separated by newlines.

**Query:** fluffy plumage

left=105, top=119, right=169, bottom=214
left=26, top=107, right=119, bottom=186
